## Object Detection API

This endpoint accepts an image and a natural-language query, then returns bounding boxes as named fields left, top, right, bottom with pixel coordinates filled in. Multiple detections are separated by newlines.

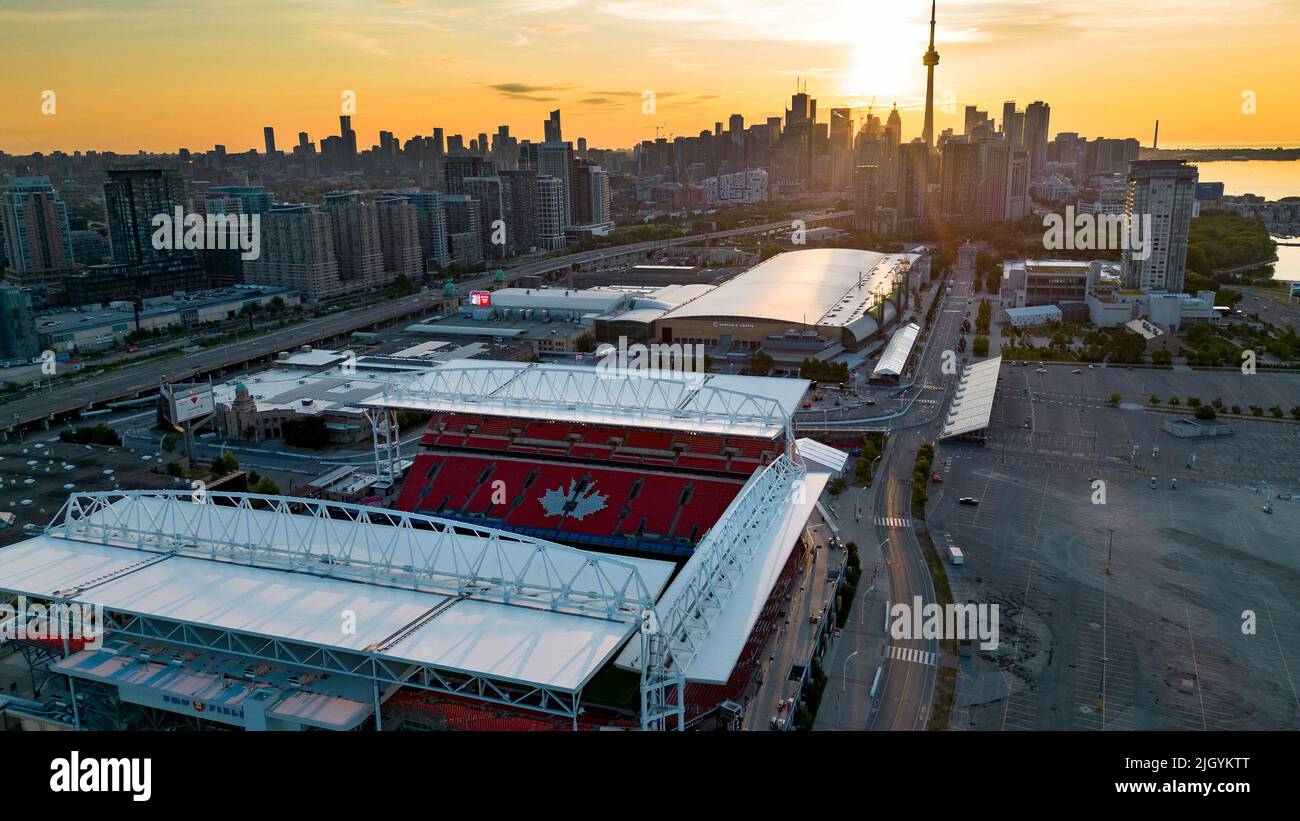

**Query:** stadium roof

left=795, top=437, right=850, bottom=473
left=872, top=322, right=921, bottom=378
left=0, top=493, right=676, bottom=699
left=369, top=359, right=808, bottom=439
left=614, top=457, right=830, bottom=684
left=659, top=248, right=916, bottom=341
left=940, top=356, right=1002, bottom=439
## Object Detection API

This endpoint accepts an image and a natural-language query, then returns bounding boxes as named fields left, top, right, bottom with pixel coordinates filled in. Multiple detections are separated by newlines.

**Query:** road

left=2, top=211, right=851, bottom=432
left=818, top=255, right=979, bottom=731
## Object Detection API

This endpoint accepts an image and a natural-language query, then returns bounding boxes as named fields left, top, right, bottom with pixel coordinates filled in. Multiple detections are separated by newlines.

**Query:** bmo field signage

left=469, top=290, right=492, bottom=307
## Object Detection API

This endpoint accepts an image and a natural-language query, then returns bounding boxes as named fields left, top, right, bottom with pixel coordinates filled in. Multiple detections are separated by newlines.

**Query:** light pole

left=841, top=650, right=860, bottom=693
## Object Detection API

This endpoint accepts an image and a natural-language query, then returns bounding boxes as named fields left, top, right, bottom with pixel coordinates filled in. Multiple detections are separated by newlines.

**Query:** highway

left=1, top=210, right=851, bottom=433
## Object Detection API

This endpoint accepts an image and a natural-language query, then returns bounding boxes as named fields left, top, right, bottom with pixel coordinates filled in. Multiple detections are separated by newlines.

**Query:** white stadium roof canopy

left=0, top=492, right=675, bottom=701
left=940, top=356, right=1002, bottom=439
left=368, top=359, right=809, bottom=439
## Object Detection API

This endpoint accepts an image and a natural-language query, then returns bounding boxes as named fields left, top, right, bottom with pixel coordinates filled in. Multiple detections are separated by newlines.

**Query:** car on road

left=1036, top=367, right=1048, bottom=373
left=958, top=496, right=979, bottom=506
left=1072, top=368, right=1083, bottom=374
left=931, top=473, right=944, bottom=484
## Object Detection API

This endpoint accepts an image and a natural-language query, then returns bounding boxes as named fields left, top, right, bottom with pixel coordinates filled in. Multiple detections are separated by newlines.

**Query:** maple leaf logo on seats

left=539, top=480, right=607, bottom=521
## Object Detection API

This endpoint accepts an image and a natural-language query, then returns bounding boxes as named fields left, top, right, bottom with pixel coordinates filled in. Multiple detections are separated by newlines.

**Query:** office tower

left=577, top=137, right=588, bottom=158
left=963, top=106, right=989, bottom=136
left=339, top=116, right=358, bottom=163
left=729, top=114, right=745, bottom=142
left=103, top=167, right=189, bottom=266
left=830, top=108, right=853, bottom=150
left=298, top=132, right=311, bottom=152
left=441, top=194, right=483, bottom=266
left=897, top=142, right=930, bottom=225
left=1122, top=160, right=1199, bottom=292
left=263, top=126, right=277, bottom=155
left=534, top=176, right=566, bottom=251
left=374, top=197, right=423, bottom=278
left=1001, top=102, right=1016, bottom=138
left=399, top=191, right=449, bottom=269
left=922, top=0, right=940, bottom=149
left=1023, top=101, right=1051, bottom=176
left=941, top=141, right=982, bottom=219
left=0, top=176, right=75, bottom=287
left=853, top=165, right=882, bottom=232
left=544, top=110, right=563, bottom=143
left=979, top=142, right=1029, bottom=222
left=500, top=170, right=539, bottom=254
left=443, top=156, right=495, bottom=196
left=324, top=192, right=385, bottom=289
left=243, top=205, right=342, bottom=299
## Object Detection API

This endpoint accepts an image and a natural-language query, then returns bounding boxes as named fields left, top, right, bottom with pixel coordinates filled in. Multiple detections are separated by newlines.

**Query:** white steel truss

left=46, top=490, right=656, bottom=622
left=368, top=362, right=793, bottom=439
left=655, top=454, right=807, bottom=678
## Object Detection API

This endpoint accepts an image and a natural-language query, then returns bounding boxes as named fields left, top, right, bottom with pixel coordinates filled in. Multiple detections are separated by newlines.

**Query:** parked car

left=958, top=496, right=979, bottom=506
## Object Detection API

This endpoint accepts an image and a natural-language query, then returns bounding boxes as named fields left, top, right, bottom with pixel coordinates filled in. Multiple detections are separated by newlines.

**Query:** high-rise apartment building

left=324, top=192, right=385, bottom=289
left=374, top=197, right=423, bottom=278
left=1023, top=101, right=1051, bottom=177
left=0, top=176, right=75, bottom=287
left=243, top=204, right=342, bottom=299
left=1122, top=160, right=1199, bottom=292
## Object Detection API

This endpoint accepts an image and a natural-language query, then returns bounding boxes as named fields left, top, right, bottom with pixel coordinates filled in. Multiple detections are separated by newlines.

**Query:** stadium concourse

left=0, top=360, right=837, bottom=731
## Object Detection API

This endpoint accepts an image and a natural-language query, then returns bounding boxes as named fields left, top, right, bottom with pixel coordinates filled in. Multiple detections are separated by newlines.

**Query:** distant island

left=1139, top=147, right=1300, bottom=161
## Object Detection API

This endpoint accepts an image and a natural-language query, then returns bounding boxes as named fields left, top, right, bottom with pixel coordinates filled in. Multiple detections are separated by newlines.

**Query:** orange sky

left=2, top=0, right=1298, bottom=154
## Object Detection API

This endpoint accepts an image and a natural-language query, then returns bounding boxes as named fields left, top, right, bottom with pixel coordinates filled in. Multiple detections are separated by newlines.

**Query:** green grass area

left=910, top=441, right=958, bottom=731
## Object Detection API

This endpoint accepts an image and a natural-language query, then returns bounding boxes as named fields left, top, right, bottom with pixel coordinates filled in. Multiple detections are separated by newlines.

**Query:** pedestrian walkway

left=887, top=645, right=938, bottom=666
left=875, top=516, right=911, bottom=528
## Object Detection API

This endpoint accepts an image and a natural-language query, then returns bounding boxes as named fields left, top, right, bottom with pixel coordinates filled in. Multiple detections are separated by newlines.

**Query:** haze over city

left=3, top=0, right=1298, bottom=153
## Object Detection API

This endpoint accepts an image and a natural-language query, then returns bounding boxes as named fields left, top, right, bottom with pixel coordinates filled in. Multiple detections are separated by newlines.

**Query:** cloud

left=314, top=29, right=392, bottom=57
left=490, top=83, right=576, bottom=94
left=524, top=23, right=569, bottom=33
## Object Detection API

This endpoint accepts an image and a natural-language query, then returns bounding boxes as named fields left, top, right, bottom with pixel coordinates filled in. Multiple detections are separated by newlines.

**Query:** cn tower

left=922, top=0, right=940, bottom=149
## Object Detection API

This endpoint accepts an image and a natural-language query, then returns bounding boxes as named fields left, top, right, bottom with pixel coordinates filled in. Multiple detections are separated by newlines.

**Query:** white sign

left=169, top=384, right=214, bottom=423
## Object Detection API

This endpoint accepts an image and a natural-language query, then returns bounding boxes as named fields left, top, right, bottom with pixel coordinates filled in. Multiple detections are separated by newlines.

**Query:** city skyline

left=3, top=0, right=1299, bottom=154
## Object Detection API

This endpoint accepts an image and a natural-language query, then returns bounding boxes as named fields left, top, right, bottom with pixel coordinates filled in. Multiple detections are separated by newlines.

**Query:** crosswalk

left=888, top=645, right=938, bottom=666
left=875, top=516, right=911, bottom=528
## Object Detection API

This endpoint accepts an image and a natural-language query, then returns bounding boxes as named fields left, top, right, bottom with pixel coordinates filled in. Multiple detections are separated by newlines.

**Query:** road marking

left=888, top=645, right=938, bottom=666
left=875, top=516, right=911, bottom=528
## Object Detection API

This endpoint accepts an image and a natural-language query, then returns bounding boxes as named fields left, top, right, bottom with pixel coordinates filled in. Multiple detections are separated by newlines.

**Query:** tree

left=1186, top=397, right=1201, bottom=408
left=972, top=335, right=989, bottom=357
left=1107, top=393, right=1121, bottom=406
left=210, top=451, right=240, bottom=478
left=282, top=416, right=329, bottom=449
left=1269, top=405, right=1284, bottom=419
left=1194, top=405, right=1217, bottom=420
left=1149, top=395, right=1160, bottom=405
left=1231, top=404, right=1242, bottom=415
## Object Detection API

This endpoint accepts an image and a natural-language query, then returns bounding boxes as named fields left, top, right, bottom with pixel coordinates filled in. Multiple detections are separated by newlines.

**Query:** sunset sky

left=2, top=0, right=1297, bottom=155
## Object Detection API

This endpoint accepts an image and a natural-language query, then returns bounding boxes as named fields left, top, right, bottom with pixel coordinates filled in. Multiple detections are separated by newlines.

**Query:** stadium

left=0, top=360, right=840, bottom=731
left=654, top=248, right=919, bottom=351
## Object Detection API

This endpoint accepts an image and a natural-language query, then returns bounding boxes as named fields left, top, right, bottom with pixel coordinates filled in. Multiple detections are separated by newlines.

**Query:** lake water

left=1194, top=160, right=1300, bottom=200
left=1271, top=240, right=1300, bottom=282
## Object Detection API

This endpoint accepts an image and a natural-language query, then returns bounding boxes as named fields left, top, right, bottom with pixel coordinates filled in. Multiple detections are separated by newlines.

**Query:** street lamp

left=841, top=650, right=860, bottom=693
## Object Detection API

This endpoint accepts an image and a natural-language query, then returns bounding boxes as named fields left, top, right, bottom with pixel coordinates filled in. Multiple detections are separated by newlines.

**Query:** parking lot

left=929, top=363, right=1300, bottom=730
left=0, top=435, right=177, bottom=545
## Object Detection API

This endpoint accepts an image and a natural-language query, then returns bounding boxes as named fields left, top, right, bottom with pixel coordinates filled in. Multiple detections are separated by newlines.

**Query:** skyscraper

left=1023, top=101, right=1051, bottom=177
left=263, top=126, right=277, bottom=155
left=374, top=197, right=423, bottom=278
left=544, top=110, right=562, bottom=143
left=324, top=192, right=385, bottom=289
left=1122, top=160, right=1199, bottom=292
left=922, top=0, right=940, bottom=149
left=0, top=176, right=75, bottom=287
left=103, top=167, right=189, bottom=267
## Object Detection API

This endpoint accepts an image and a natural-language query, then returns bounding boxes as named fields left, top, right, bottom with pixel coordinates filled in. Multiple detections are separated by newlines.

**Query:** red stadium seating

left=623, top=429, right=675, bottom=451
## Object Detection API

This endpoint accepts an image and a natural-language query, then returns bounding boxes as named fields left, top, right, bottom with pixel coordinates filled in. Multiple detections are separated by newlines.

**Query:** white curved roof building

left=656, top=248, right=917, bottom=349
